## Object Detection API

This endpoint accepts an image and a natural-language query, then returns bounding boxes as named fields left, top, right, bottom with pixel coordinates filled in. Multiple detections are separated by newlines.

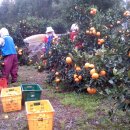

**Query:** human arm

left=0, top=38, right=4, bottom=46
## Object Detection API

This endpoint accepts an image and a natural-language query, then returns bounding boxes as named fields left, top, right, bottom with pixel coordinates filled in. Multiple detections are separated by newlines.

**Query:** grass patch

left=55, top=92, right=103, bottom=118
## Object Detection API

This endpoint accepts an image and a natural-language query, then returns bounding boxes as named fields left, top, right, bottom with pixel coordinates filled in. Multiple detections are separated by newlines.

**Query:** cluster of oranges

left=84, top=62, right=106, bottom=79
left=86, top=27, right=105, bottom=45
left=97, top=38, right=105, bottom=45
left=73, top=74, right=82, bottom=83
left=86, top=27, right=101, bottom=37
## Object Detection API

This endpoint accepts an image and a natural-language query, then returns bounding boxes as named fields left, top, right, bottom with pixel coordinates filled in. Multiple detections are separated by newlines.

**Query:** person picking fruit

left=0, top=28, right=18, bottom=84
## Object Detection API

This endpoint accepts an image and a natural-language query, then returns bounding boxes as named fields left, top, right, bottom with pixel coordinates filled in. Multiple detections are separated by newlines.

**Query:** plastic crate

left=0, top=87, right=22, bottom=112
left=21, top=84, right=42, bottom=104
left=25, top=100, right=55, bottom=130
left=0, top=78, right=8, bottom=92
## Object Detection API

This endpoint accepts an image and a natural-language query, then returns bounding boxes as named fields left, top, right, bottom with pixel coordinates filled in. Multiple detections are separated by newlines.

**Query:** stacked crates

left=1, top=87, right=22, bottom=112
left=0, top=84, right=55, bottom=130
left=25, top=100, right=55, bottom=130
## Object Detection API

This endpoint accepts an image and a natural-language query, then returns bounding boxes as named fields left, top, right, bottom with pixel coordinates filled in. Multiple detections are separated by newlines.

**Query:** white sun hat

left=70, top=23, right=79, bottom=31
left=46, top=27, right=54, bottom=33
left=0, top=28, right=9, bottom=38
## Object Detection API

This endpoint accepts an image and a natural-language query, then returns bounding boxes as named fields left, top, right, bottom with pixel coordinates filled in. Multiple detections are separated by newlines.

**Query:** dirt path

left=0, top=66, right=86, bottom=130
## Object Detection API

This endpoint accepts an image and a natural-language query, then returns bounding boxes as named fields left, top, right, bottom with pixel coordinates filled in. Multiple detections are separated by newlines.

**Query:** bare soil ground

left=0, top=66, right=130, bottom=130
left=0, top=66, right=86, bottom=130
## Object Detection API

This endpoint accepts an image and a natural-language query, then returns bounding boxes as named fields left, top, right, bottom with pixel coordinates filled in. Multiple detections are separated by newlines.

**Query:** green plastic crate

left=21, top=84, right=42, bottom=104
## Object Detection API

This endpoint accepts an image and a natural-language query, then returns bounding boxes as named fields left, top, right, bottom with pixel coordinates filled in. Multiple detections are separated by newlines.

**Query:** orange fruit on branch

left=90, top=68, right=96, bottom=75
left=66, top=57, right=72, bottom=64
left=123, top=11, right=130, bottom=17
left=87, top=87, right=97, bottom=94
left=75, top=66, right=81, bottom=71
left=100, top=70, right=106, bottom=76
left=86, top=30, right=90, bottom=34
left=90, top=8, right=97, bottom=15
left=89, top=64, right=95, bottom=68
left=91, top=73, right=99, bottom=79
left=128, top=52, right=130, bottom=57
left=55, top=78, right=61, bottom=83
left=74, top=78, right=80, bottom=83
left=96, top=32, right=101, bottom=37
left=78, top=75, right=82, bottom=80
left=74, top=74, right=78, bottom=79
left=84, top=63, right=90, bottom=69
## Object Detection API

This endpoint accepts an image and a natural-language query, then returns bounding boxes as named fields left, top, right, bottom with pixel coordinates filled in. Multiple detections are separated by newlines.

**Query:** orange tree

left=42, top=0, right=130, bottom=112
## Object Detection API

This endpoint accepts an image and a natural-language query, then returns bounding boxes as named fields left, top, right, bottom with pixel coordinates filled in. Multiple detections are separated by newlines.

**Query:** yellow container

left=1, top=87, right=22, bottom=112
left=25, top=100, right=55, bottom=130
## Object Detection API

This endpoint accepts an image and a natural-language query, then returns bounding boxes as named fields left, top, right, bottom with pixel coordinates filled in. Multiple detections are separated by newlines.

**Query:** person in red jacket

left=70, top=23, right=79, bottom=42
left=70, top=23, right=83, bottom=49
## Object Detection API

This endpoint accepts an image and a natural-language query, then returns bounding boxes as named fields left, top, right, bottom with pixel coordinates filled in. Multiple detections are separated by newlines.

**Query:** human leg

left=10, top=54, right=18, bottom=83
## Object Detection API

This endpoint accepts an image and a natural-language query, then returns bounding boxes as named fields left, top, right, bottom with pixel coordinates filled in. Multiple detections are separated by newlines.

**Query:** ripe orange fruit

left=90, top=68, right=96, bottom=75
left=74, top=74, right=78, bottom=79
left=75, top=78, right=80, bottom=82
left=66, top=57, right=72, bottom=64
left=123, top=11, right=130, bottom=16
left=87, top=87, right=97, bottom=94
left=86, top=30, right=90, bottom=34
left=128, top=52, right=130, bottom=57
left=91, top=73, right=99, bottom=79
left=100, top=39, right=105, bottom=44
left=92, top=8, right=97, bottom=14
left=100, top=70, right=106, bottom=76
left=97, top=39, right=105, bottom=45
left=96, top=32, right=101, bottom=37
left=55, top=78, right=60, bottom=83
left=90, top=8, right=97, bottom=15
left=90, top=27, right=96, bottom=31
left=55, top=72, right=59, bottom=76
left=92, top=30, right=96, bottom=35
left=84, top=63, right=90, bottom=69
left=90, top=10, right=94, bottom=15
left=76, top=66, right=81, bottom=71
left=89, top=64, right=95, bottom=68
left=78, top=75, right=82, bottom=80
left=97, top=41, right=102, bottom=45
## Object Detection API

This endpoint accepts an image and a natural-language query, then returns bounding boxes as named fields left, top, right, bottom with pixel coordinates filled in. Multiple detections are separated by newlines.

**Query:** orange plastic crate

left=1, top=87, right=22, bottom=112
left=0, top=78, right=8, bottom=92
left=25, top=100, right=55, bottom=130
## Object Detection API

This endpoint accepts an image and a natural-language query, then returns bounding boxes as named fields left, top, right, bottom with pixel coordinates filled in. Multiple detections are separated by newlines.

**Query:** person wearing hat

left=70, top=23, right=79, bottom=42
left=0, top=27, right=18, bottom=84
left=43, top=27, right=57, bottom=53
left=69, top=23, right=83, bottom=50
